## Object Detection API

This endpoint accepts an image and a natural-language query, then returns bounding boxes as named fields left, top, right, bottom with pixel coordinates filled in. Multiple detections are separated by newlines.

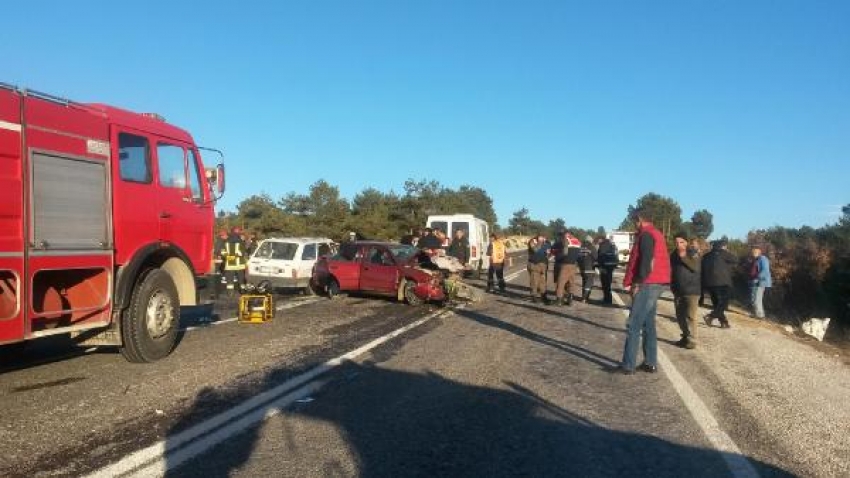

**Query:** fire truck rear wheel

left=120, top=269, right=179, bottom=363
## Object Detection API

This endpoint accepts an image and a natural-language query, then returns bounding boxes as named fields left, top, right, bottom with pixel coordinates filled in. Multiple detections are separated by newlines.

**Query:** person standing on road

left=552, top=231, right=581, bottom=306
left=418, top=228, right=441, bottom=250
left=749, top=245, right=772, bottom=319
left=619, top=209, right=670, bottom=374
left=222, top=226, right=248, bottom=292
left=670, top=234, right=701, bottom=349
left=486, top=233, right=507, bottom=294
left=214, top=228, right=229, bottom=283
left=527, top=236, right=550, bottom=303
left=701, top=240, right=737, bottom=329
left=596, top=236, right=619, bottom=304
left=447, top=229, right=471, bottom=267
left=577, top=235, right=598, bottom=302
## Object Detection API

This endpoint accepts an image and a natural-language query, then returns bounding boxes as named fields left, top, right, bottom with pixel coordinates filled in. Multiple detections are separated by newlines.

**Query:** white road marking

left=86, top=306, right=457, bottom=478
left=179, top=297, right=322, bottom=332
left=504, top=269, right=525, bottom=282
left=612, top=293, right=760, bottom=478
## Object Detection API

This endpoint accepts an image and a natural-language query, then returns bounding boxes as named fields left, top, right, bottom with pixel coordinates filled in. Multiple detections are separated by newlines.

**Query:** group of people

left=525, top=231, right=620, bottom=306
left=620, top=210, right=772, bottom=374
left=518, top=209, right=773, bottom=376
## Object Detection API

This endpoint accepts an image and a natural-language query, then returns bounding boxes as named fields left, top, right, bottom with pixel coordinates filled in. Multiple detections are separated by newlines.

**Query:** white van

left=426, top=214, right=490, bottom=277
left=608, top=231, right=635, bottom=264
left=247, top=237, right=336, bottom=293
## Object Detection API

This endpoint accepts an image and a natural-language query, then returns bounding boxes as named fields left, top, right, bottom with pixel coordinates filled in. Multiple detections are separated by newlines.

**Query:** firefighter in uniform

left=214, top=228, right=229, bottom=283
left=486, top=233, right=507, bottom=293
left=221, top=226, right=248, bottom=292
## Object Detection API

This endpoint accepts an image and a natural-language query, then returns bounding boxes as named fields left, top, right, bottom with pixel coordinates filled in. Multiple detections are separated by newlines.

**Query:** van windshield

left=254, top=241, right=298, bottom=260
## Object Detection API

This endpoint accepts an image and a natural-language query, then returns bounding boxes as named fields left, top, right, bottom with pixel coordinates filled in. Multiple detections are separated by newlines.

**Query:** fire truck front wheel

left=120, top=269, right=180, bottom=363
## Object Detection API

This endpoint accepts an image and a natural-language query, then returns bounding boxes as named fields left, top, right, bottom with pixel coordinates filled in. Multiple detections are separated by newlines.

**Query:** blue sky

left=3, top=1, right=848, bottom=238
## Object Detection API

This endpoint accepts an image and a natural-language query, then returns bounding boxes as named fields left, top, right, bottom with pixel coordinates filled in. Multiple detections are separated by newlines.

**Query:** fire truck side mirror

left=215, top=163, right=225, bottom=196
left=205, top=164, right=225, bottom=200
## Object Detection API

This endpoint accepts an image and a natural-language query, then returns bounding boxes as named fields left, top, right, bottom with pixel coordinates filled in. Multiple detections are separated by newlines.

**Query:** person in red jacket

left=618, top=209, right=671, bottom=374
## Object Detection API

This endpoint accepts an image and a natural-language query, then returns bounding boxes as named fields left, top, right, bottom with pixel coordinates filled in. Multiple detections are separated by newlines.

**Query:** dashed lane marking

left=612, top=293, right=760, bottom=478
left=85, top=306, right=459, bottom=478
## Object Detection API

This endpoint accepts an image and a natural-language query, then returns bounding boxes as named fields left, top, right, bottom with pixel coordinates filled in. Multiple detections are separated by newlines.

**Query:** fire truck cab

left=0, top=82, right=223, bottom=362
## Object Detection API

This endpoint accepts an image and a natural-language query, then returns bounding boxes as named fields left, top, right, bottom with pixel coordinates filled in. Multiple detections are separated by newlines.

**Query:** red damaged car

left=311, top=241, right=446, bottom=305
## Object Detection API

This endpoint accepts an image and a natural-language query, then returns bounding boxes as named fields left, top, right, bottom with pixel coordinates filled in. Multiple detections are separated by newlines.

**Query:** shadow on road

left=453, top=307, right=619, bottom=369
left=166, top=360, right=794, bottom=478
left=501, top=300, right=627, bottom=335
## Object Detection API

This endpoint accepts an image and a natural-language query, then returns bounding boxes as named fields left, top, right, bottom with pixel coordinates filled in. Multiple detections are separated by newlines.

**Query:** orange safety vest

left=491, top=240, right=506, bottom=264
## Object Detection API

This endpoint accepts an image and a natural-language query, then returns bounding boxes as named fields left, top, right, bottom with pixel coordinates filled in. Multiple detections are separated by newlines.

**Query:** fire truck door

left=154, top=143, right=210, bottom=273
left=0, top=88, right=24, bottom=343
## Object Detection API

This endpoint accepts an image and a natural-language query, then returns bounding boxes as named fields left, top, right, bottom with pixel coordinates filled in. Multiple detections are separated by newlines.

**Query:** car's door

left=327, top=243, right=362, bottom=290
left=248, top=241, right=274, bottom=280
left=298, top=243, right=318, bottom=282
left=360, top=246, right=399, bottom=292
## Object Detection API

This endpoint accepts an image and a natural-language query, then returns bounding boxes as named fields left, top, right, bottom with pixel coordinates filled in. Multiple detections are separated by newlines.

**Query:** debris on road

left=802, top=318, right=831, bottom=341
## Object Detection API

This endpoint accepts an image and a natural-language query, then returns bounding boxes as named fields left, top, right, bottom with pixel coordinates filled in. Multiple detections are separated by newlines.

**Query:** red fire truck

left=0, top=82, right=224, bottom=362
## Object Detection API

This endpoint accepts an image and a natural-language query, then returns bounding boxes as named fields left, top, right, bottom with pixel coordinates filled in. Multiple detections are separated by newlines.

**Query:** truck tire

left=120, top=268, right=180, bottom=363
left=403, top=280, right=424, bottom=306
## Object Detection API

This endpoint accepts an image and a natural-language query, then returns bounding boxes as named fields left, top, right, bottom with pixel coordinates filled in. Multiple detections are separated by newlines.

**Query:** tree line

left=216, top=179, right=498, bottom=242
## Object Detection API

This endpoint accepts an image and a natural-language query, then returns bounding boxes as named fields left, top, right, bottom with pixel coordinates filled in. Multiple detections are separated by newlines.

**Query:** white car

left=247, top=237, right=337, bottom=293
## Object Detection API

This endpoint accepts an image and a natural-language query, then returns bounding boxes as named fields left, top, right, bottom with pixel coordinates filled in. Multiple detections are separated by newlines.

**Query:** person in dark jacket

left=577, top=235, right=598, bottom=302
left=446, top=229, right=471, bottom=265
left=418, top=228, right=442, bottom=251
left=670, top=234, right=701, bottom=349
left=527, top=236, right=550, bottom=303
left=701, top=240, right=737, bottom=328
left=596, top=237, right=619, bottom=304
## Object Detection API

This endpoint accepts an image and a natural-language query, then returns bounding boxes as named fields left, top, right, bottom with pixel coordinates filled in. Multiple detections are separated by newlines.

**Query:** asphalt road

left=1, top=258, right=848, bottom=477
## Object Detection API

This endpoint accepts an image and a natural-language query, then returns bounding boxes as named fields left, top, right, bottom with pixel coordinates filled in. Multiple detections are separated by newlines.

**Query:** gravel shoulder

left=653, top=293, right=850, bottom=478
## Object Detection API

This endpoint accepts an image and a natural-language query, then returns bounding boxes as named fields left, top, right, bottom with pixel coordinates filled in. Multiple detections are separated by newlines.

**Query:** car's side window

left=254, top=242, right=272, bottom=259
left=369, top=248, right=394, bottom=266
left=369, top=248, right=383, bottom=265
left=302, top=243, right=317, bottom=261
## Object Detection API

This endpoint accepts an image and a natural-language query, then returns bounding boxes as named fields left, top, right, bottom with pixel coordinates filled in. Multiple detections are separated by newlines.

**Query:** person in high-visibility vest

left=486, top=233, right=507, bottom=293
left=221, top=226, right=247, bottom=290
left=214, top=228, right=229, bottom=283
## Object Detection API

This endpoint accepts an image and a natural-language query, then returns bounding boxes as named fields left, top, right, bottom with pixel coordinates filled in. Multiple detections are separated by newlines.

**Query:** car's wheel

left=326, top=278, right=341, bottom=299
left=120, top=268, right=180, bottom=363
left=404, top=280, right=424, bottom=306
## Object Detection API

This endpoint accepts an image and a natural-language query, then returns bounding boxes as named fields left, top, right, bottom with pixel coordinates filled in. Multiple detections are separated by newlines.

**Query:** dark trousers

left=707, top=285, right=730, bottom=323
left=487, top=263, right=506, bottom=291
left=599, top=267, right=614, bottom=303
left=580, top=270, right=595, bottom=295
